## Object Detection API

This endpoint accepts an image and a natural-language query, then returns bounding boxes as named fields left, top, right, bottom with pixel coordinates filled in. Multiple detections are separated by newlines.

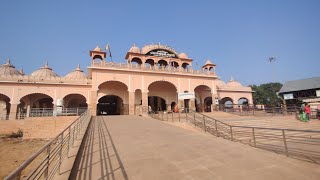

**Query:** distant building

left=0, top=44, right=253, bottom=119
left=278, top=77, right=320, bottom=108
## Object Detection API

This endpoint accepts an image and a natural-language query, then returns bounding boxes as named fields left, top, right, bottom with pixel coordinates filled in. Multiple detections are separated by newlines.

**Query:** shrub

left=8, top=129, right=23, bottom=138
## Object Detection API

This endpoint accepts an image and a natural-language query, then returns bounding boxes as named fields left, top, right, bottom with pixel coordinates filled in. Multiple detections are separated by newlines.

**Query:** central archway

left=97, top=81, right=128, bottom=115
left=97, top=95, right=124, bottom=115
left=148, top=81, right=177, bottom=112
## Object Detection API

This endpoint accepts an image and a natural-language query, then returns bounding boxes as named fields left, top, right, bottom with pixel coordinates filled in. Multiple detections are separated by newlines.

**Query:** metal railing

left=219, top=105, right=300, bottom=117
left=149, top=111, right=182, bottom=122
left=149, top=109, right=320, bottom=163
left=5, top=110, right=91, bottom=180
left=29, top=107, right=87, bottom=117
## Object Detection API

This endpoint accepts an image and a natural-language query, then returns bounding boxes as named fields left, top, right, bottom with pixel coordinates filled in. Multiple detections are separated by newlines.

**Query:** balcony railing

left=91, top=62, right=217, bottom=76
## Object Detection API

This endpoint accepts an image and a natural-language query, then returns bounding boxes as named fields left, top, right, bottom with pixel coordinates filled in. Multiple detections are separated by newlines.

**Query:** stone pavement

left=68, top=115, right=320, bottom=180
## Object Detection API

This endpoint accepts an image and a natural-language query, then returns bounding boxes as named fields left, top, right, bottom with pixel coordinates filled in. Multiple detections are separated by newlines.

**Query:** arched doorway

left=20, top=93, right=54, bottom=117
left=63, top=94, right=87, bottom=108
left=0, top=94, right=10, bottom=120
left=194, top=85, right=212, bottom=112
left=98, top=81, right=128, bottom=115
left=148, top=81, right=177, bottom=112
left=97, top=95, right=124, bottom=115
left=220, top=97, right=234, bottom=111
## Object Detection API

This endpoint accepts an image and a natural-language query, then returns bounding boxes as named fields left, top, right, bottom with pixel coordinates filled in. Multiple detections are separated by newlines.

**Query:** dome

left=129, top=44, right=140, bottom=53
left=0, top=59, right=22, bottom=76
left=205, top=59, right=213, bottom=65
left=179, top=52, right=188, bottom=59
left=93, top=45, right=101, bottom=52
left=65, top=65, right=87, bottom=80
left=227, top=77, right=242, bottom=87
left=30, top=62, right=59, bottom=79
left=215, top=79, right=226, bottom=87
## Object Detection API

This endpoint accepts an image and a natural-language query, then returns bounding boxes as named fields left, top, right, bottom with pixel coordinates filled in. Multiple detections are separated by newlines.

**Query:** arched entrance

left=194, top=85, right=212, bottom=112
left=220, top=97, right=234, bottom=111
left=97, top=81, right=128, bottom=115
left=0, top=94, right=10, bottom=120
left=148, top=81, right=177, bottom=112
left=97, top=95, right=124, bottom=115
left=20, top=93, right=54, bottom=117
left=63, top=94, right=87, bottom=108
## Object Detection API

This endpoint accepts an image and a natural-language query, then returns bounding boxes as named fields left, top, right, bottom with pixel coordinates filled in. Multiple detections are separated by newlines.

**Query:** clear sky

left=0, top=0, right=319, bottom=86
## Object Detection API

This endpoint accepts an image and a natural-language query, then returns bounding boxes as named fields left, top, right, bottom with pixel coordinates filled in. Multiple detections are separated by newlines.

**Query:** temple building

left=0, top=44, right=253, bottom=119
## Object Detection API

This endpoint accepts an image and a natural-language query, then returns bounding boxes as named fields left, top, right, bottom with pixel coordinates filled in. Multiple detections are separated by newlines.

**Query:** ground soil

left=0, top=136, right=48, bottom=179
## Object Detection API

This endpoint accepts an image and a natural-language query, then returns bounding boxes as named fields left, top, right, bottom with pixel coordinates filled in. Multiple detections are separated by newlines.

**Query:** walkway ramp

left=67, top=115, right=320, bottom=180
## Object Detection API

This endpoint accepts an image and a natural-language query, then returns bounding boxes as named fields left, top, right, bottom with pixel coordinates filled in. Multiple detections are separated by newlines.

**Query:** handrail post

left=172, top=112, right=173, bottom=122
left=252, top=128, right=256, bottom=147
left=203, top=115, right=206, bottom=132
left=178, top=112, right=180, bottom=122
left=282, top=130, right=289, bottom=156
left=44, top=145, right=50, bottom=179
left=185, top=109, right=187, bottom=121
left=161, top=112, right=164, bottom=121
left=230, top=126, right=233, bottom=141
left=193, top=113, right=196, bottom=126
left=59, top=133, right=63, bottom=174
left=167, top=112, right=168, bottom=121
left=68, top=127, right=71, bottom=155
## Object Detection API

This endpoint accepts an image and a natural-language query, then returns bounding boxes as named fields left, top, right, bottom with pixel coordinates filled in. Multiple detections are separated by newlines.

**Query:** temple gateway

left=0, top=44, right=252, bottom=119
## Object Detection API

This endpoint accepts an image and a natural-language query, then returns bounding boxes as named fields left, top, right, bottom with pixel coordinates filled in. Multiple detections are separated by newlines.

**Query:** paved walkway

left=70, top=115, right=320, bottom=180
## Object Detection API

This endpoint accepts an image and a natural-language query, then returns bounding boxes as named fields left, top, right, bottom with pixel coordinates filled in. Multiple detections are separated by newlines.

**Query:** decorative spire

left=133, top=43, right=136, bottom=47
left=44, top=60, right=49, bottom=68
left=19, top=68, right=24, bottom=75
left=230, top=76, right=234, bottom=81
left=76, top=64, right=81, bottom=71
left=6, top=58, right=11, bottom=65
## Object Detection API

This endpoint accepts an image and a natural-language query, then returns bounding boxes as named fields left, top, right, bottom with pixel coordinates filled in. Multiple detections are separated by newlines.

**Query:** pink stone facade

left=0, top=44, right=252, bottom=119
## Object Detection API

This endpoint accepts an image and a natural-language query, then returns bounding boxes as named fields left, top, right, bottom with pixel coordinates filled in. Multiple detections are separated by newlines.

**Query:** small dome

left=227, top=77, right=242, bottom=87
left=0, top=59, right=22, bottom=76
left=215, top=79, right=226, bottom=87
left=205, top=59, right=213, bottom=65
left=93, top=45, right=101, bottom=52
left=65, top=65, right=87, bottom=80
left=179, top=52, right=188, bottom=59
left=30, top=62, right=59, bottom=79
left=129, top=44, right=140, bottom=53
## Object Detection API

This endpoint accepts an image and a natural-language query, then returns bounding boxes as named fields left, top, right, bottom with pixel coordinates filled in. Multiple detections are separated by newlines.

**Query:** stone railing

left=91, top=62, right=217, bottom=77
left=0, top=74, right=92, bottom=84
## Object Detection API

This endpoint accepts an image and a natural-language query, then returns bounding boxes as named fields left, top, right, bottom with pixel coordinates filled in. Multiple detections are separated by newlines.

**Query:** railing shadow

left=69, top=116, right=128, bottom=180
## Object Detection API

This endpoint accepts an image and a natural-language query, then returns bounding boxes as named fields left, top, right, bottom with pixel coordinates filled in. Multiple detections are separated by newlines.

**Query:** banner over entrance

left=178, top=92, right=195, bottom=100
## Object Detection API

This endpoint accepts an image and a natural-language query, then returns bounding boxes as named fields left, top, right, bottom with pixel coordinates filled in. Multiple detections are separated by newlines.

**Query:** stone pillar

left=142, top=92, right=148, bottom=114
left=26, top=104, right=31, bottom=117
left=212, top=94, right=218, bottom=112
left=167, top=104, right=171, bottom=112
left=129, top=92, right=135, bottom=115
left=9, top=104, right=18, bottom=120
left=90, top=90, right=97, bottom=116
left=150, top=96, right=154, bottom=112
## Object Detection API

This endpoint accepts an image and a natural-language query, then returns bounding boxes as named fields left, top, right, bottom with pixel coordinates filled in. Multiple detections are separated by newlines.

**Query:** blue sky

left=0, top=0, right=319, bottom=86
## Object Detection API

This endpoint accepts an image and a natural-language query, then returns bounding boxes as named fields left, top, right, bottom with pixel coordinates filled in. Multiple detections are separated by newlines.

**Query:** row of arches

left=0, top=80, right=251, bottom=119
left=130, top=57, right=191, bottom=70
left=0, top=93, right=87, bottom=119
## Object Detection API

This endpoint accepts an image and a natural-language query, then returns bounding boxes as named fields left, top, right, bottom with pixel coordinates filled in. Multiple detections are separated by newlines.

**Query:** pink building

left=0, top=44, right=252, bottom=119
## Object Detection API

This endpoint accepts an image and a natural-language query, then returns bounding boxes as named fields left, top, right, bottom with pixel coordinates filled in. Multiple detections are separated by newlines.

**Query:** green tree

left=249, top=82, right=283, bottom=106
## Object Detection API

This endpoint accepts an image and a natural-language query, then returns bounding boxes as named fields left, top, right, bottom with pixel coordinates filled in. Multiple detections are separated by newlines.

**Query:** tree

left=249, top=82, right=283, bottom=106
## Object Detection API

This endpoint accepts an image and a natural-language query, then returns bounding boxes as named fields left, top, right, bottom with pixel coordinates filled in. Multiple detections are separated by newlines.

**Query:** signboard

left=178, top=93, right=195, bottom=100
left=146, top=49, right=176, bottom=58
left=317, top=90, right=320, bottom=97
left=283, top=93, right=294, bottom=100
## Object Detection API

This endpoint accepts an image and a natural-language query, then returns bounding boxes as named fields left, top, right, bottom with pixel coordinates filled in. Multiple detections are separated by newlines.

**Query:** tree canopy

left=249, top=82, right=283, bottom=106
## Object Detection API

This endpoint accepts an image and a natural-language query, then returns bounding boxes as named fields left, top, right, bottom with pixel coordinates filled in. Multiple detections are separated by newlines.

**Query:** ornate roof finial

left=44, top=60, right=49, bottom=68
left=76, top=64, right=81, bottom=70
left=230, top=76, right=234, bottom=81
left=158, top=42, right=161, bottom=45
left=133, top=43, right=136, bottom=47
left=6, top=58, right=11, bottom=65
left=19, top=68, right=24, bottom=75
